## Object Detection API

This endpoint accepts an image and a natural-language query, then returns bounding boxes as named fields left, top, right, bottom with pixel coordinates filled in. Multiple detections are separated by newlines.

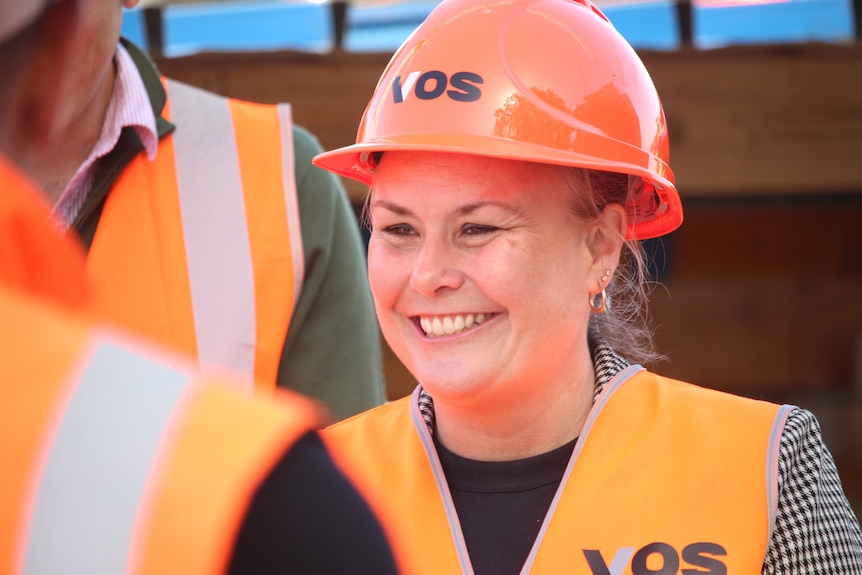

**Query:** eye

left=381, top=223, right=415, bottom=236
left=462, top=224, right=497, bottom=236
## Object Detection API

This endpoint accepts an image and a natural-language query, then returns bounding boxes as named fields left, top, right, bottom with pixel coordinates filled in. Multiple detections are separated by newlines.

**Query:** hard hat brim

left=313, top=133, right=683, bottom=240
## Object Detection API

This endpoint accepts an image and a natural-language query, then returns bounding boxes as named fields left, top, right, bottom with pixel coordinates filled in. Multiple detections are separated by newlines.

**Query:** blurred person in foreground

left=314, top=0, right=862, bottom=572
left=0, top=3, right=399, bottom=573
left=4, top=0, right=385, bottom=420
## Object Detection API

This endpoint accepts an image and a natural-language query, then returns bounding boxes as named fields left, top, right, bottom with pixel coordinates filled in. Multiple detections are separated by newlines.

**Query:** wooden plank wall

left=156, top=43, right=862, bottom=510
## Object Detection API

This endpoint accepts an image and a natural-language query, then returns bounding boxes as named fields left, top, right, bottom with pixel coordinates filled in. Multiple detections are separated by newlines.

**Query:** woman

left=314, top=0, right=862, bottom=573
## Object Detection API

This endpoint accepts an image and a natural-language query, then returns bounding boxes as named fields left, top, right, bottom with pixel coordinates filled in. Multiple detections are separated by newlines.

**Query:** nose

left=409, top=234, right=465, bottom=296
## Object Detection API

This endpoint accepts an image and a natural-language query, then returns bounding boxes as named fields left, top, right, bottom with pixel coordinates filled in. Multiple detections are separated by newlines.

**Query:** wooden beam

left=640, top=43, right=862, bottom=198
left=156, top=42, right=862, bottom=201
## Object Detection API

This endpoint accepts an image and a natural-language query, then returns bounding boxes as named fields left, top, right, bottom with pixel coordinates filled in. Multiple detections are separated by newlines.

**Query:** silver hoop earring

left=589, top=289, right=607, bottom=314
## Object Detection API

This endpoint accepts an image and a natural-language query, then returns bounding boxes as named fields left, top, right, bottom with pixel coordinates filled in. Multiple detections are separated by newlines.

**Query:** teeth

left=419, top=313, right=487, bottom=338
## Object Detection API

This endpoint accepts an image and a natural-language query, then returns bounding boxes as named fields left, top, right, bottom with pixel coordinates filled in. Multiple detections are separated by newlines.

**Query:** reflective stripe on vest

left=170, top=80, right=258, bottom=379
left=21, top=340, right=191, bottom=575
left=323, top=369, right=788, bottom=575
left=12, top=330, right=323, bottom=575
left=86, top=80, right=303, bottom=388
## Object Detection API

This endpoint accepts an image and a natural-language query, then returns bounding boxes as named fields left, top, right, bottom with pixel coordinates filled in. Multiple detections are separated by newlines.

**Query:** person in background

left=4, top=0, right=385, bottom=420
left=0, top=3, right=399, bottom=573
left=313, top=0, right=862, bottom=572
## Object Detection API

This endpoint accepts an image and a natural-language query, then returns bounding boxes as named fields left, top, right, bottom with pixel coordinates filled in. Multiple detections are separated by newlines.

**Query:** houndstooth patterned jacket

left=418, top=342, right=862, bottom=574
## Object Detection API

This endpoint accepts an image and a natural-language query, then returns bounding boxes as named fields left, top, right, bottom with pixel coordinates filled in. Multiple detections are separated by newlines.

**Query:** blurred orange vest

left=323, top=369, right=788, bottom=575
left=87, top=79, right=304, bottom=389
left=0, top=158, right=323, bottom=575
left=0, top=157, right=90, bottom=310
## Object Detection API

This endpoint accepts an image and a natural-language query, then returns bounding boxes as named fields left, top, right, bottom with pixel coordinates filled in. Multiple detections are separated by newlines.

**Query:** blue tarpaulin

left=692, top=0, right=855, bottom=49
left=120, top=0, right=857, bottom=56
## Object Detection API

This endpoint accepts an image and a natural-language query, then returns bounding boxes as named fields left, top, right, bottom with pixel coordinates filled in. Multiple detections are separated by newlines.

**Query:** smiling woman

left=313, top=0, right=862, bottom=573
left=367, top=151, right=621, bottom=460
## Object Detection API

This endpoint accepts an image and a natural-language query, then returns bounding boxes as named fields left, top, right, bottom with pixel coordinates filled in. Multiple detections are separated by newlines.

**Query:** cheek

left=513, top=238, right=590, bottom=312
left=367, top=242, right=404, bottom=307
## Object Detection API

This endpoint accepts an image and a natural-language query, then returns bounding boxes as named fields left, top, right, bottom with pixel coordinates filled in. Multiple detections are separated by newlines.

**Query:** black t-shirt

left=228, top=432, right=398, bottom=575
left=434, top=435, right=577, bottom=575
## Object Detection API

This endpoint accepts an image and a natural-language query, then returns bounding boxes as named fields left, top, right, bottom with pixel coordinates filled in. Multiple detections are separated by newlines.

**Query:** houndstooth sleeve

left=762, top=408, right=862, bottom=574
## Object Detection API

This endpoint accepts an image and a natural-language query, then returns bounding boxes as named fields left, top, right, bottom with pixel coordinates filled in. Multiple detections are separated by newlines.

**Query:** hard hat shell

left=313, top=0, right=683, bottom=240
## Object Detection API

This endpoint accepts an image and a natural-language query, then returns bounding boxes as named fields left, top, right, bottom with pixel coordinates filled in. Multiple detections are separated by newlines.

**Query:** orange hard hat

left=313, top=0, right=682, bottom=240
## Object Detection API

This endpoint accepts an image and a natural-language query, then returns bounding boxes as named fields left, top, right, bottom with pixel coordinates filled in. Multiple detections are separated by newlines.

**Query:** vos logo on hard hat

left=392, top=71, right=483, bottom=103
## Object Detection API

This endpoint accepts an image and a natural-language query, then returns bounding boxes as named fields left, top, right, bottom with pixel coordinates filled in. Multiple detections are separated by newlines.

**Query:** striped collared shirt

left=51, top=43, right=158, bottom=230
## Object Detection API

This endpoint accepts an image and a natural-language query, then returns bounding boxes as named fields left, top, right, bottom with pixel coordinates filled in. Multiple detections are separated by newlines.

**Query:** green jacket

left=72, top=40, right=385, bottom=420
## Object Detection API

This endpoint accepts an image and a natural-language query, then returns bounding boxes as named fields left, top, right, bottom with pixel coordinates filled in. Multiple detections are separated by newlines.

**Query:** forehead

left=371, top=151, right=568, bottom=206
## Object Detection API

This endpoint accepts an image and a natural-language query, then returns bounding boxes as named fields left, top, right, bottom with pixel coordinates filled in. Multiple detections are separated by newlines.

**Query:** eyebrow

left=369, top=199, right=411, bottom=216
left=369, top=198, right=519, bottom=217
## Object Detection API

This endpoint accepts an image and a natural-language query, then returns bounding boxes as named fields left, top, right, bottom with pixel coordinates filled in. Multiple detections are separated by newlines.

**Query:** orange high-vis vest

left=0, top=289, right=323, bottom=575
left=0, top=156, right=323, bottom=575
left=86, top=79, right=304, bottom=390
left=0, top=158, right=89, bottom=310
left=323, top=367, right=792, bottom=575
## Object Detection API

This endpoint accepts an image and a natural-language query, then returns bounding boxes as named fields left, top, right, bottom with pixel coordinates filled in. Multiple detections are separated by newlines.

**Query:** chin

left=413, top=369, right=492, bottom=404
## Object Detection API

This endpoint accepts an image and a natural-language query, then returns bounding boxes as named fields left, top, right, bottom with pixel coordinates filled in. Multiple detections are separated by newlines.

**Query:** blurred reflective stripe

left=22, top=340, right=190, bottom=575
left=277, top=104, right=305, bottom=310
left=228, top=99, right=303, bottom=387
left=168, top=79, right=257, bottom=381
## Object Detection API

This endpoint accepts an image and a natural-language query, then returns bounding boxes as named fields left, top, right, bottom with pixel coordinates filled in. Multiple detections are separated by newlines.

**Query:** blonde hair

left=556, top=167, right=663, bottom=366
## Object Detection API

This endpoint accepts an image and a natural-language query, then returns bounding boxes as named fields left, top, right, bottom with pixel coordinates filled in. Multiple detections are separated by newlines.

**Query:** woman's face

left=368, top=151, right=606, bottom=409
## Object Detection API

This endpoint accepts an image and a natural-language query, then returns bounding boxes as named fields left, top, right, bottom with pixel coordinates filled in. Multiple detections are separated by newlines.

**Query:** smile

left=418, top=313, right=488, bottom=338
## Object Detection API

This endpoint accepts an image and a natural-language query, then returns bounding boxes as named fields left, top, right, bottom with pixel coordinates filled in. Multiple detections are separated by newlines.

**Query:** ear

left=586, top=202, right=626, bottom=291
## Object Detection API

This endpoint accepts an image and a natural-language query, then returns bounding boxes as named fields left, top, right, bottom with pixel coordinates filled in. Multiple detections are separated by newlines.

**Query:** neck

left=432, top=362, right=596, bottom=462
left=19, top=54, right=117, bottom=206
